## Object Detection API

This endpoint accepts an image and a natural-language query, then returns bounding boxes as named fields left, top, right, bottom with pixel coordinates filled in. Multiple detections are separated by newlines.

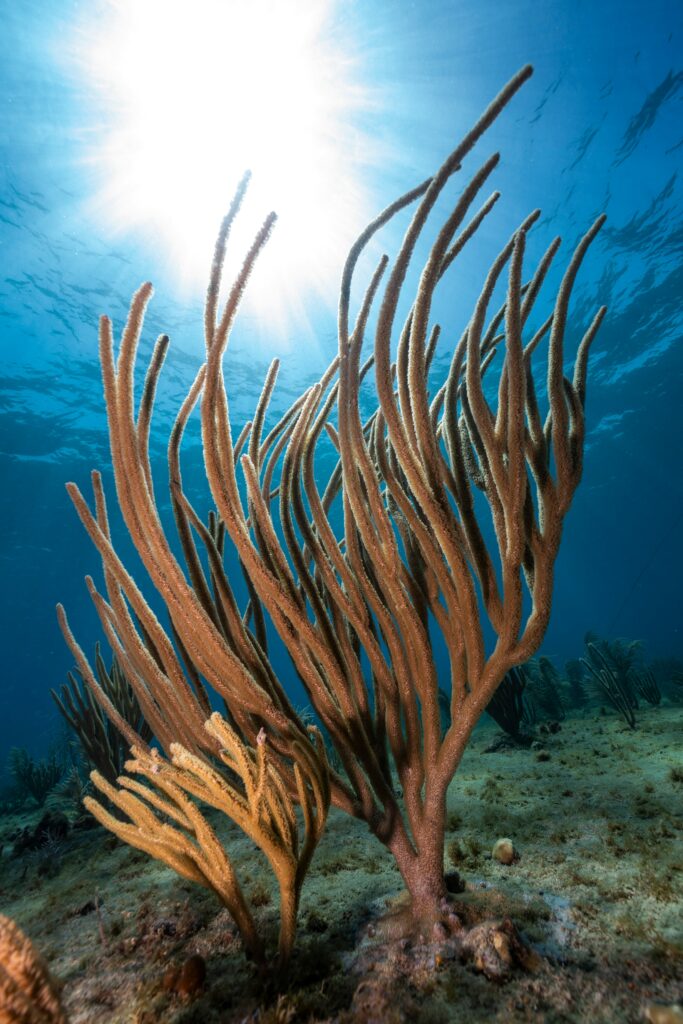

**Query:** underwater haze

left=1, top=0, right=681, bottom=757
left=1, top=2, right=683, bottom=1022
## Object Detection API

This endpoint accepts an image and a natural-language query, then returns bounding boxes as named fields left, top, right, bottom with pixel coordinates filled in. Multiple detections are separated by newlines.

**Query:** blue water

left=1, top=0, right=681, bottom=759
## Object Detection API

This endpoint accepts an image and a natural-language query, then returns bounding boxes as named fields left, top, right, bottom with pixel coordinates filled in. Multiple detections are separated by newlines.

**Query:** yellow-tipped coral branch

left=84, top=715, right=329, bottom=967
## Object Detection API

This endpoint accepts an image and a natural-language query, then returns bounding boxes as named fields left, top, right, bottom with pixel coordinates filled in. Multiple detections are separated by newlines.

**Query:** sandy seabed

left=1, top=704, right=681, bottom=1023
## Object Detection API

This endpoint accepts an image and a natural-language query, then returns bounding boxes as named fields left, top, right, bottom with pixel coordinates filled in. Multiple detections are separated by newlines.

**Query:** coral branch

left=0, top=915, right=66, bottom=1024
left=84, top=715, right=329, bottom=967
left=60, top=64, right=605, bottom=933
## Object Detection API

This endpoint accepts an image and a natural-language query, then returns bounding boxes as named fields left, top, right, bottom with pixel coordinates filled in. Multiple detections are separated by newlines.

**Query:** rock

left=445, top=870, right=465, bottom=893
left=351, top=976, right=413, bottom=1023
left=459, top=917, right=538, bottom=981
left=306, top=911, right=328, bottom=933
left=483, top=732, right=534, bottom=752
left=73, top=899, right=96, bottom=917
left=12, top=811, right=70, bottom=855
left=492, top=838, right=517, bottom=865
left=176, top=955, right=206, bottom=997
left=163, top=954, right=206, bottom=998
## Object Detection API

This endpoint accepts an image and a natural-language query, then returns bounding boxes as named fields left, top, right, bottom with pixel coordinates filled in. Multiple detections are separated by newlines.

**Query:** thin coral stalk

left=84, top=715, right=329, bottom=968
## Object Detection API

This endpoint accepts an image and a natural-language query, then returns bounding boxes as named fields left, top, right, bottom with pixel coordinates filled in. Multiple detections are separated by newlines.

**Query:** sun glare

left=75, top=0, right=375, bottom=340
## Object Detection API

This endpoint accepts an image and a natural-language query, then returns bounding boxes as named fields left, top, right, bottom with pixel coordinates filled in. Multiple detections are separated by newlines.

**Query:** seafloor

left=1, top=704, right=681, bottom=1023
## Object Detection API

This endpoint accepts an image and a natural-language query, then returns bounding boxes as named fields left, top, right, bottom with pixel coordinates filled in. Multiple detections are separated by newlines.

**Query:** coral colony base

left=2, top=65, right=681, bottom=1023
left=2, top=706, right=682, bottom=1022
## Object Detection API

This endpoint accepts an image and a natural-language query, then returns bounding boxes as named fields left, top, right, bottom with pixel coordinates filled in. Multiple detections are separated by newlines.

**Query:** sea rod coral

left=84, top=714, right=329, bottom=968
left=58, top=63, right=606, bottom=948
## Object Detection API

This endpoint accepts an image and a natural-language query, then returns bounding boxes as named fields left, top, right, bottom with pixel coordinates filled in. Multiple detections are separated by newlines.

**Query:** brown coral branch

left=60, top=64, right=605, bottom=931
left=0, top=915, right=66, bottom=1024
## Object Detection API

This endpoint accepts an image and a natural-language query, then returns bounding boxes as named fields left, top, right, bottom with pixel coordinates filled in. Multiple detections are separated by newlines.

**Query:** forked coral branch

left=83, top=714, right=329, bottom=968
